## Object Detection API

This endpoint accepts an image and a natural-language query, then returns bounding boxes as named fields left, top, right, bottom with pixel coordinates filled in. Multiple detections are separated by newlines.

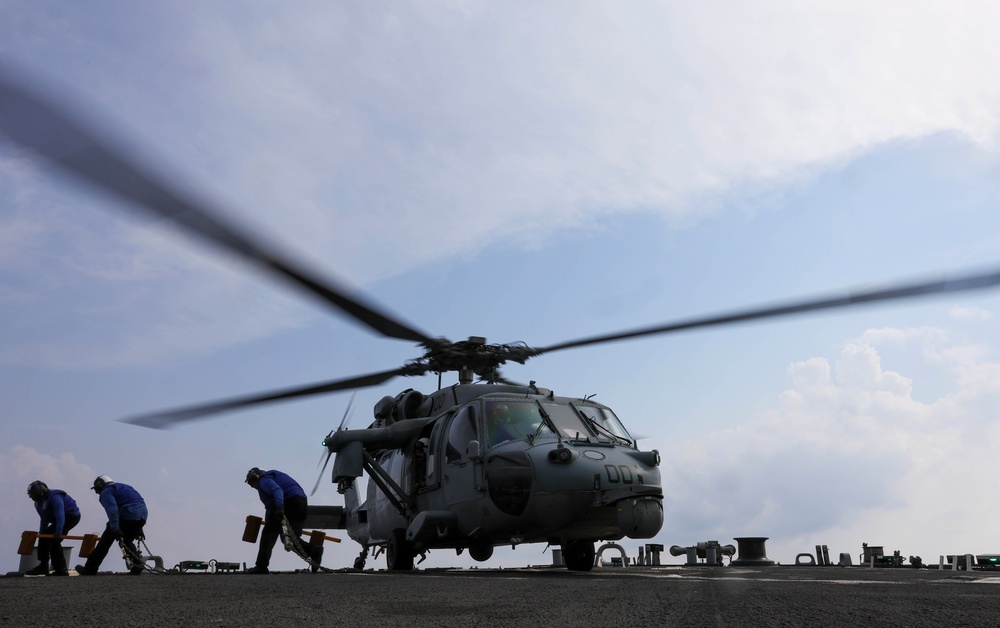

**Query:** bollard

left=645, top=544, right=663, bottom=566
left=732, top=537, right=775, bottom=567
left=706, top=545, right=717, bottom=566
left=685, top=547, right=698, bottom=566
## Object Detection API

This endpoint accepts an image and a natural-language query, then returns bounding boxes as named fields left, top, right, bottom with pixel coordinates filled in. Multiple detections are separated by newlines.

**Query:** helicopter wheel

left=469, top=541, right=494, bottom=562
left=562, top=540, right=596, bottom=572
left=387, top=529, right=415, bottom=571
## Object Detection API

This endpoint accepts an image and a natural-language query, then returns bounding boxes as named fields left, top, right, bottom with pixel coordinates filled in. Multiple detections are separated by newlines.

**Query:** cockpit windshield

left=540, top=402, right=596, bottom=442
left=485, top=400, right=551, bottom=447
left=573, top=404, right=634, bottom=447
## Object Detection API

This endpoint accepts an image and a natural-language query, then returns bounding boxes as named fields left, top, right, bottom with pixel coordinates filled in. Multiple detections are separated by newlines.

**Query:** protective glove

left=273, top=507, right=284, bottom=520
left=113, top=529, right=123, bottom=541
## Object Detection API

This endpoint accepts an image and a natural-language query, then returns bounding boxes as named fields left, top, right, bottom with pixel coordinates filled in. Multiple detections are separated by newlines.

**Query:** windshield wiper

left=528, top=406, right=556, bottom=445
left=583, top=415, right=632, bottom=446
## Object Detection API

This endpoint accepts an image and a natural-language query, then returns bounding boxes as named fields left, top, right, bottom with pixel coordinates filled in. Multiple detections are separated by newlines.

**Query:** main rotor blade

left=535, top=266, right=1000, bottom=355
left=0, top=70, right=431, bottom=344
left=121, top=367, right=411, bottom=429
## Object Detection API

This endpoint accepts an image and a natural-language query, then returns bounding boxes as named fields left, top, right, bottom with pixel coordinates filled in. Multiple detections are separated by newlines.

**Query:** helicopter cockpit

left=480, top=398, right=635, bottom=449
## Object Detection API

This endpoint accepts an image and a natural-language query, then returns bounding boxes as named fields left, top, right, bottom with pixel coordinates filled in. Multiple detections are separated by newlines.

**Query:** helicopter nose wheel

left=469, top=541, right=494, bottom=562
left=387, top=529, right=415, bottom=571
left=562, top=540, right=596, bottom=572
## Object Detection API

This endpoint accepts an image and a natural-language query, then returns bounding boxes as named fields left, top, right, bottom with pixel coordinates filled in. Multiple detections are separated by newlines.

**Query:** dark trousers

left=37, top=514, right=80, bottom=572
left=83, top=519, right=146, bottom=574
left=255, top=495, right=310, bottom=568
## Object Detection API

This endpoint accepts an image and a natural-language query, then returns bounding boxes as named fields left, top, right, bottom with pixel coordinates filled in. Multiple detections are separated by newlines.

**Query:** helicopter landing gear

left=562, top=540, right=596, bottom=572
left=469, top=541, right=494, bottom=562
left=387, top=529, right=415, bottom=571
left=354, top=547, right=369, bottom=570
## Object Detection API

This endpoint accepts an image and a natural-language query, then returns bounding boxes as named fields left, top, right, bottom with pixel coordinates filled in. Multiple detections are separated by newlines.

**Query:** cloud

left=950, top=305, right=993, bottom=321
left=3, top=2, right=1000, bottom=365
left=661, top=328, right=1000, bottom=563
left=0, top=447, right=98, bottom=570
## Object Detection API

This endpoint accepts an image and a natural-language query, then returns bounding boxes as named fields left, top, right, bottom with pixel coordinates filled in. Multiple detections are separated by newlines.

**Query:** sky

left=2, top=1, right=1000, bottom=573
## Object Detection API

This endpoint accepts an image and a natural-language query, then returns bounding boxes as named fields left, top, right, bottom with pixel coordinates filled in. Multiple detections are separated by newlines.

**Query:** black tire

left=469, top=541, right=494, bottom=562
left=386, top=529, right=415, bottom=571
left=562, top=540, right=595, bottom=572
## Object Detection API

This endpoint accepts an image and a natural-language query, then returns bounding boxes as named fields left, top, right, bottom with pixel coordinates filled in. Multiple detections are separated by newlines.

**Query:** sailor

left=25, top=480, right=81, bottom=576
left=245, top=467, right=322, bottom=574
left=76, top=475, right=148, bottom=575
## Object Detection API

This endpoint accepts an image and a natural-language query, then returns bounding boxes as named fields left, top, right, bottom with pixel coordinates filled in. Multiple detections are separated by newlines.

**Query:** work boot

left=48, top=569, right=70, bottom=577
left=74, top=564, right=94, bottom=576
left=24, top=564, right=49, bottom=576
left=245, top=566, right=269, bottom=575
left=311, top=546, right=324, bottom=573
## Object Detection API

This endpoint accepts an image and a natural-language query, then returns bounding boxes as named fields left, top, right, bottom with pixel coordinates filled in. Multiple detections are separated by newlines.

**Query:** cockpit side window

left=446, top=406, right=478, bottom=463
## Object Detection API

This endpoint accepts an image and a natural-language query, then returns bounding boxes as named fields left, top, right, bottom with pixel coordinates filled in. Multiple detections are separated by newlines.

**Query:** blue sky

left=2, top=2, right=1000, bottom=572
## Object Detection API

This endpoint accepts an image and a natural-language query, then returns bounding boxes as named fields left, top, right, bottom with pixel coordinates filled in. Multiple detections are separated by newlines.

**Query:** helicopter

left=3, top=70, right=1000, bottom=571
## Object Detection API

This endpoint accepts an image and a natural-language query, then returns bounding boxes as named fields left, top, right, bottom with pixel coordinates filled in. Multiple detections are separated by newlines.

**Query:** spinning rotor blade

left=122, top=368, right=409, bottom=429
left=0, top=70, right=431, bottom=344
left=535, top=266, right=1000, bottom=356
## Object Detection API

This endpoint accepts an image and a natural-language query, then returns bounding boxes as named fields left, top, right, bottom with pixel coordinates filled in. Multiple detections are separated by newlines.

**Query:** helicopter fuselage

left=324, top=383, right=663, bottom=570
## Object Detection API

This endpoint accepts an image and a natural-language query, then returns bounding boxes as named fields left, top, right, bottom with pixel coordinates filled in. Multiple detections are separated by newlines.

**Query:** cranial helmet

left=27, top=480, right=49, bottom=501
left=245, top=467, right=264, bottom=485
left=92, top=475, right=114, bottom=493
left=492, top=403, right=510, bottom=422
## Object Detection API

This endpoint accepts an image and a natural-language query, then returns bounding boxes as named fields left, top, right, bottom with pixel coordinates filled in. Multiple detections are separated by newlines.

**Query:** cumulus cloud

left=661, top=329, right=1000, bottom=563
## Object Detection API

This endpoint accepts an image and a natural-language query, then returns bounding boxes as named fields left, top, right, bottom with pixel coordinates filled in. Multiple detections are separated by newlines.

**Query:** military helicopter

left=3, top=71, right=1000, bottom=571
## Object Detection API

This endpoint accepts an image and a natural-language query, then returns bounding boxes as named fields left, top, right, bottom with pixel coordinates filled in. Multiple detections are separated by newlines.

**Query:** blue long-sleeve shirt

left=255, top=470, right=306, bottom=509
left=98, top=483, right=148, bottom=531
left=35, top=489, right=80, bottom=536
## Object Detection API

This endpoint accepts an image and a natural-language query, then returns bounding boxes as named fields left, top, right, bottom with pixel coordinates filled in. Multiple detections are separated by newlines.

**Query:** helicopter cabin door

left=440, top=404, right=485, bottom=520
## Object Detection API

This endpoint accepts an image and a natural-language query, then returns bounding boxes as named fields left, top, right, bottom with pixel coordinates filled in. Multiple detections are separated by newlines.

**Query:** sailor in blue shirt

left=76, top=475, right=148, bottom=575
left=245, top=467, right=322, bottom=573
left=26, top=480, right=81, bottom=576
